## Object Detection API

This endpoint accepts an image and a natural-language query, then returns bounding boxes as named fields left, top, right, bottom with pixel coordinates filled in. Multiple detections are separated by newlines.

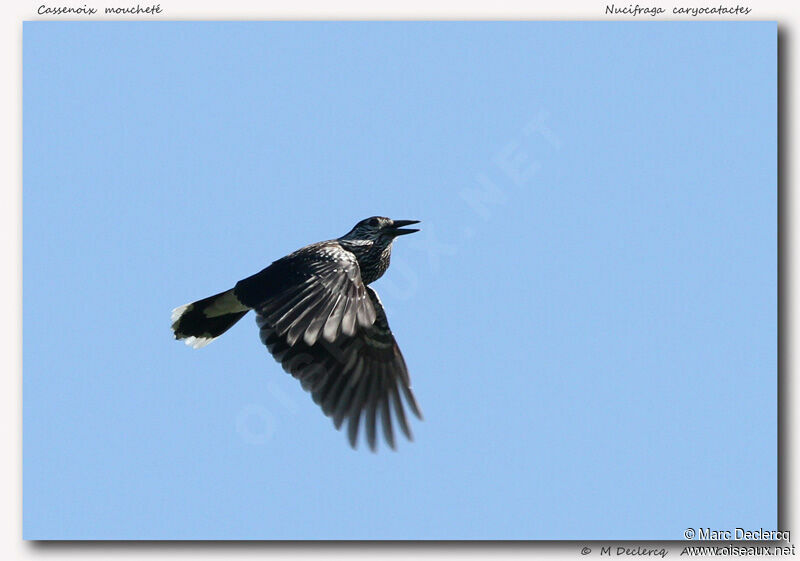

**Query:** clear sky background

left=23, top=22, right=776, bottom=539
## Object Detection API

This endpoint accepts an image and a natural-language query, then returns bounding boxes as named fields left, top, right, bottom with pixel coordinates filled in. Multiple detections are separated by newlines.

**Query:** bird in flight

left=171, top=216, right=422, bottom=451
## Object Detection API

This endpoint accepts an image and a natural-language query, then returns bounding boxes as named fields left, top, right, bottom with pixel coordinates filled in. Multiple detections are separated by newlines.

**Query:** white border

left=6, top=1, right=794, bottom=559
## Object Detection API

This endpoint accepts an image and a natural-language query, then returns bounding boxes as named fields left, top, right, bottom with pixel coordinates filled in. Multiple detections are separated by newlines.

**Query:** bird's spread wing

left=256, top=286, right=422, bottom=450
left=234, top=243, right=377, bottom=347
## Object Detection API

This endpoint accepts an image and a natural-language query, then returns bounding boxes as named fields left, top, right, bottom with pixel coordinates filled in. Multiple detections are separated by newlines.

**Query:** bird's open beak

left=388, top=219, right=421, bottom=236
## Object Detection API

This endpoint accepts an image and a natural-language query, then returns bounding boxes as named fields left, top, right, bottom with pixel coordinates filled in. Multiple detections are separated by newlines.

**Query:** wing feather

left=380, top=392, right=395, bottom=450
left=390, top=383, right=412, bottom=440
left=237, top=242, right=375, bottom=348
left=255, top=286, right=421, bottom=450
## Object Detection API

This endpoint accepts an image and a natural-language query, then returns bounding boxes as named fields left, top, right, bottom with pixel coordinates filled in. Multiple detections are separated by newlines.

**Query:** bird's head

left=340, top=216, right=420, bottom=244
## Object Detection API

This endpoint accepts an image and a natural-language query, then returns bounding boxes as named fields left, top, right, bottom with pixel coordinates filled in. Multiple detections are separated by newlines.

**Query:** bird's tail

left=171, top=289, right=250, bottom=348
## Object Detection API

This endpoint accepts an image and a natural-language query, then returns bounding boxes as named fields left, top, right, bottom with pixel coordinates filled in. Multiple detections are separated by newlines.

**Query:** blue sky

left=23, top=22, right=776, bottom=539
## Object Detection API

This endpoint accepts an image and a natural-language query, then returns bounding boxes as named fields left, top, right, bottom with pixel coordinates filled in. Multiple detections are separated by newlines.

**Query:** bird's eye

left=368, top=218, right=381, bottom=227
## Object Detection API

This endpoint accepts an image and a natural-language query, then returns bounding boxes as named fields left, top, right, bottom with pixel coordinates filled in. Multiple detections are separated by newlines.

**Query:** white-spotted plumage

left=171, top=216, right=422, bottom=451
